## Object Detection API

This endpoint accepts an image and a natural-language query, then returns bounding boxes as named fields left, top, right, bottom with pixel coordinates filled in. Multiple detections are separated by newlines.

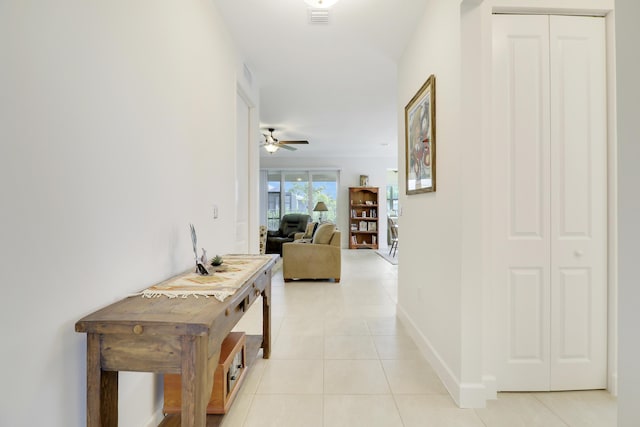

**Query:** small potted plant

left=210, top=255, right=223, bottom=267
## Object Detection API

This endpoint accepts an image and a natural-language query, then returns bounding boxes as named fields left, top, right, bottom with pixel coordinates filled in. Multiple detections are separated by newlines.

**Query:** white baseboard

left=609, top=371, right=618, bottom=396
left=483, top=375, right=497, bottom=400
left=396, top=305, right=487, bottom=408
left=460, top=382, right=488, bottom=408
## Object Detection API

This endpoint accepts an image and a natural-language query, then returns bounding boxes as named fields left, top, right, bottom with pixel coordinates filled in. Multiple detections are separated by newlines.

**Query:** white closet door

left=492, top=14, right=607, bottom=391
left=492, top=14, right=552, bottom=391
left=549, top=15, right=607, bottom=390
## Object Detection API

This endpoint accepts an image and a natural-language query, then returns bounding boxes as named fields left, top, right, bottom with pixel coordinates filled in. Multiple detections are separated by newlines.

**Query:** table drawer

left=100, top=333, right=182, bottom=373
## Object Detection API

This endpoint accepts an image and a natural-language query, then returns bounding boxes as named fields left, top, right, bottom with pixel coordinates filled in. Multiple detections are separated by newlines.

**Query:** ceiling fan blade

left=278, top=144, right=297, bottom=151
left=279, top=140, right=309, bottom=145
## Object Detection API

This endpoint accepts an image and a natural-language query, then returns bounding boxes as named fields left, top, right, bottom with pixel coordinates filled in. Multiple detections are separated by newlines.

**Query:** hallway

left=227, top=250, right=616, bottom=427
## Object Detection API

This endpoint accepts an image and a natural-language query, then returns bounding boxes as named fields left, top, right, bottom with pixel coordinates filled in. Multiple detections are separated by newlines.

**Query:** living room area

left=259, top=166, right=400, bottom=266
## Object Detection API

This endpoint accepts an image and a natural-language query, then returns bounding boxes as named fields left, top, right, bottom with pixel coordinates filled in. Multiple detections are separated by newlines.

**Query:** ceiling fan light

left=264, top=144, right=279, bottom=154
left=304, top=0, right=339, bottom=9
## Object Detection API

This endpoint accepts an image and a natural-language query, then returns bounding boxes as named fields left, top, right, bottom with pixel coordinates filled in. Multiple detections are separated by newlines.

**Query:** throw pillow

left=303, top=222, right=318, bottom=239
left=259, top=225, right=267, bottom=254
left=312, top=223, right=335, bottom=245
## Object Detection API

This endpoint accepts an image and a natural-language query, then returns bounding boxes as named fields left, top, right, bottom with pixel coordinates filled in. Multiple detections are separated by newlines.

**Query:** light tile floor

left=228, top=250, right=616, bottom=427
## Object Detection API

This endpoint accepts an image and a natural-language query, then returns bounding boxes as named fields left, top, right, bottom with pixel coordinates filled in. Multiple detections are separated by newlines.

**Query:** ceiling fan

left=261, top=128, right=309, bottom=153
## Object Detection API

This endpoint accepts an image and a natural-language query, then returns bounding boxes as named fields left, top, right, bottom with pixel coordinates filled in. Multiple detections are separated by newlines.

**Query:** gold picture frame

left=405, top=74, right=436, bottom=194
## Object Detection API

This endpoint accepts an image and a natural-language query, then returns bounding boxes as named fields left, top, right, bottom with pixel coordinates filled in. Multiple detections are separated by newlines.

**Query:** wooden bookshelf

left=349, top=187, right=379, bottom=249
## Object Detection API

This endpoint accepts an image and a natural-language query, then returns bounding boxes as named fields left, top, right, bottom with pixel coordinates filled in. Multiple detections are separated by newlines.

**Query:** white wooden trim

left=397, top=306, right=487, bottom=408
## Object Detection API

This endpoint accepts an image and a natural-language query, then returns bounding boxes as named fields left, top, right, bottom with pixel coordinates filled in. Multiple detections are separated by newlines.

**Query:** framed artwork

left=359, top=175, right=369, bottom=186
left=405, top=74, right=436, bottom=194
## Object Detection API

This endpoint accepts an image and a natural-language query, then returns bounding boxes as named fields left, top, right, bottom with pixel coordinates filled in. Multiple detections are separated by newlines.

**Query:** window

left=386, top=169, right=399, bottom=217
left=261, top=170, right=339, bottom=230
left=283, top=172, right=309, bottom=215
left=267, top=171, right=281, bottom=230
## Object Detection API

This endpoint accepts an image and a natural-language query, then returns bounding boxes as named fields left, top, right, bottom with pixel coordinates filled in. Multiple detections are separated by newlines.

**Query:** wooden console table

left=75, top=254, right=277, bottom=427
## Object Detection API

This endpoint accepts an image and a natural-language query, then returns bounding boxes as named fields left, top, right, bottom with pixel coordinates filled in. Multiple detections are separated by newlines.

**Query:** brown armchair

left=283, top=223, right=341, bottom=282
left=266, top=214, right=310, bottom=256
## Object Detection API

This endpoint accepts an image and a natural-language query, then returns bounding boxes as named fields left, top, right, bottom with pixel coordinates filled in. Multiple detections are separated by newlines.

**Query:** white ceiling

left=213, top=0, right=428, bottom=158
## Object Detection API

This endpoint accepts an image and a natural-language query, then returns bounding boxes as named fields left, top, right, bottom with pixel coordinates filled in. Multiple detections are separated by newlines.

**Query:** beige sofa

left=282, top=224, right=341, bottom=283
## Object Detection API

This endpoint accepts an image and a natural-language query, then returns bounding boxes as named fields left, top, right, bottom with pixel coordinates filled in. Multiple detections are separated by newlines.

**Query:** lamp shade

left=313, top=201, right=328, bottom=212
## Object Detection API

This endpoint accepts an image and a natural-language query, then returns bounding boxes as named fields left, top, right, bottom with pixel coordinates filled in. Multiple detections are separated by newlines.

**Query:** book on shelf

left=368, top=222, right=377, bottom=232
left=372, top=236, right=377, bottom=245
left=351, top=235, right=357, bottom=244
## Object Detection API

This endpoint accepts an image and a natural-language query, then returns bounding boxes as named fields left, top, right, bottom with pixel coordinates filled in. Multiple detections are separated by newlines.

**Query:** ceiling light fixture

left=304, top=0, right=339, bottom=8
left=264, top=143, right=279, bottom=154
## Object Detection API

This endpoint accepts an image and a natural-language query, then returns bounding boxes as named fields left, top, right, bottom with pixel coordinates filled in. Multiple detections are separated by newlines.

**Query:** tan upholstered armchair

left=282, top=223, right=341, bottom=283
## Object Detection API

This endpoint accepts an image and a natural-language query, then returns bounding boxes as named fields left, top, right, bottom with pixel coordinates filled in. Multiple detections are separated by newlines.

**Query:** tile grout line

left=531, top=393, right=572, bottom=427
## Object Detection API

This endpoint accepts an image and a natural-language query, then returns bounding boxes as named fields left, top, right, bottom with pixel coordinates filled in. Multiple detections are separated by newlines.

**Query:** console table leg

left=87, top=333, right=118, bottom=427
left=262, top=274, right=272, bottom=359
left=180, top=335, right=208, bottom=427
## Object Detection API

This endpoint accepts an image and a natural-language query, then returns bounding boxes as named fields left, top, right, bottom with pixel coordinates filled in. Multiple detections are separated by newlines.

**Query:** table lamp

left=313, top=201, right=328, bottom=222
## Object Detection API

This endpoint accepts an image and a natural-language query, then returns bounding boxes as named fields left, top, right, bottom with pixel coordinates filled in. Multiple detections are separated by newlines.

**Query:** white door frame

left=237, top=85, right=260, bottom=254
left=466, top=1, right=617, bottom=400
left=491, top=13, right=608, bottom=391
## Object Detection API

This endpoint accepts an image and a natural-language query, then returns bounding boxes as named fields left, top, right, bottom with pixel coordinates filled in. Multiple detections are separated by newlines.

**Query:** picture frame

left=405, top=74, right=436, bottom=194
left=359, top=175, right=369, bottom=187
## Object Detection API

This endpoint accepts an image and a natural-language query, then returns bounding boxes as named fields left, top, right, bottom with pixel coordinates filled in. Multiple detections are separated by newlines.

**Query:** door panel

left=549, top=15, right=607, bottom=390
left=492, top=14, right=551, bottom=391
left=557, top=268, right=592, bottom=359
left=508, top=268, right=545, bottom=362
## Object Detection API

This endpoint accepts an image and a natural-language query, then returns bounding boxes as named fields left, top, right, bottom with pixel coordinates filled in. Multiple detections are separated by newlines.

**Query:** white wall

left=397, top=0, right=467, bottom=405
left=615, top=0, right=640, bottom=425
left=260, top=155, right=397, bottom=248
left=0, top=1, right=243, bottom=425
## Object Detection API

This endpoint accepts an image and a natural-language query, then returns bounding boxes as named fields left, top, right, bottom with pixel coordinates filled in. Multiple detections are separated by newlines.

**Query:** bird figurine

left=195, top=261, right=209, bottom=276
